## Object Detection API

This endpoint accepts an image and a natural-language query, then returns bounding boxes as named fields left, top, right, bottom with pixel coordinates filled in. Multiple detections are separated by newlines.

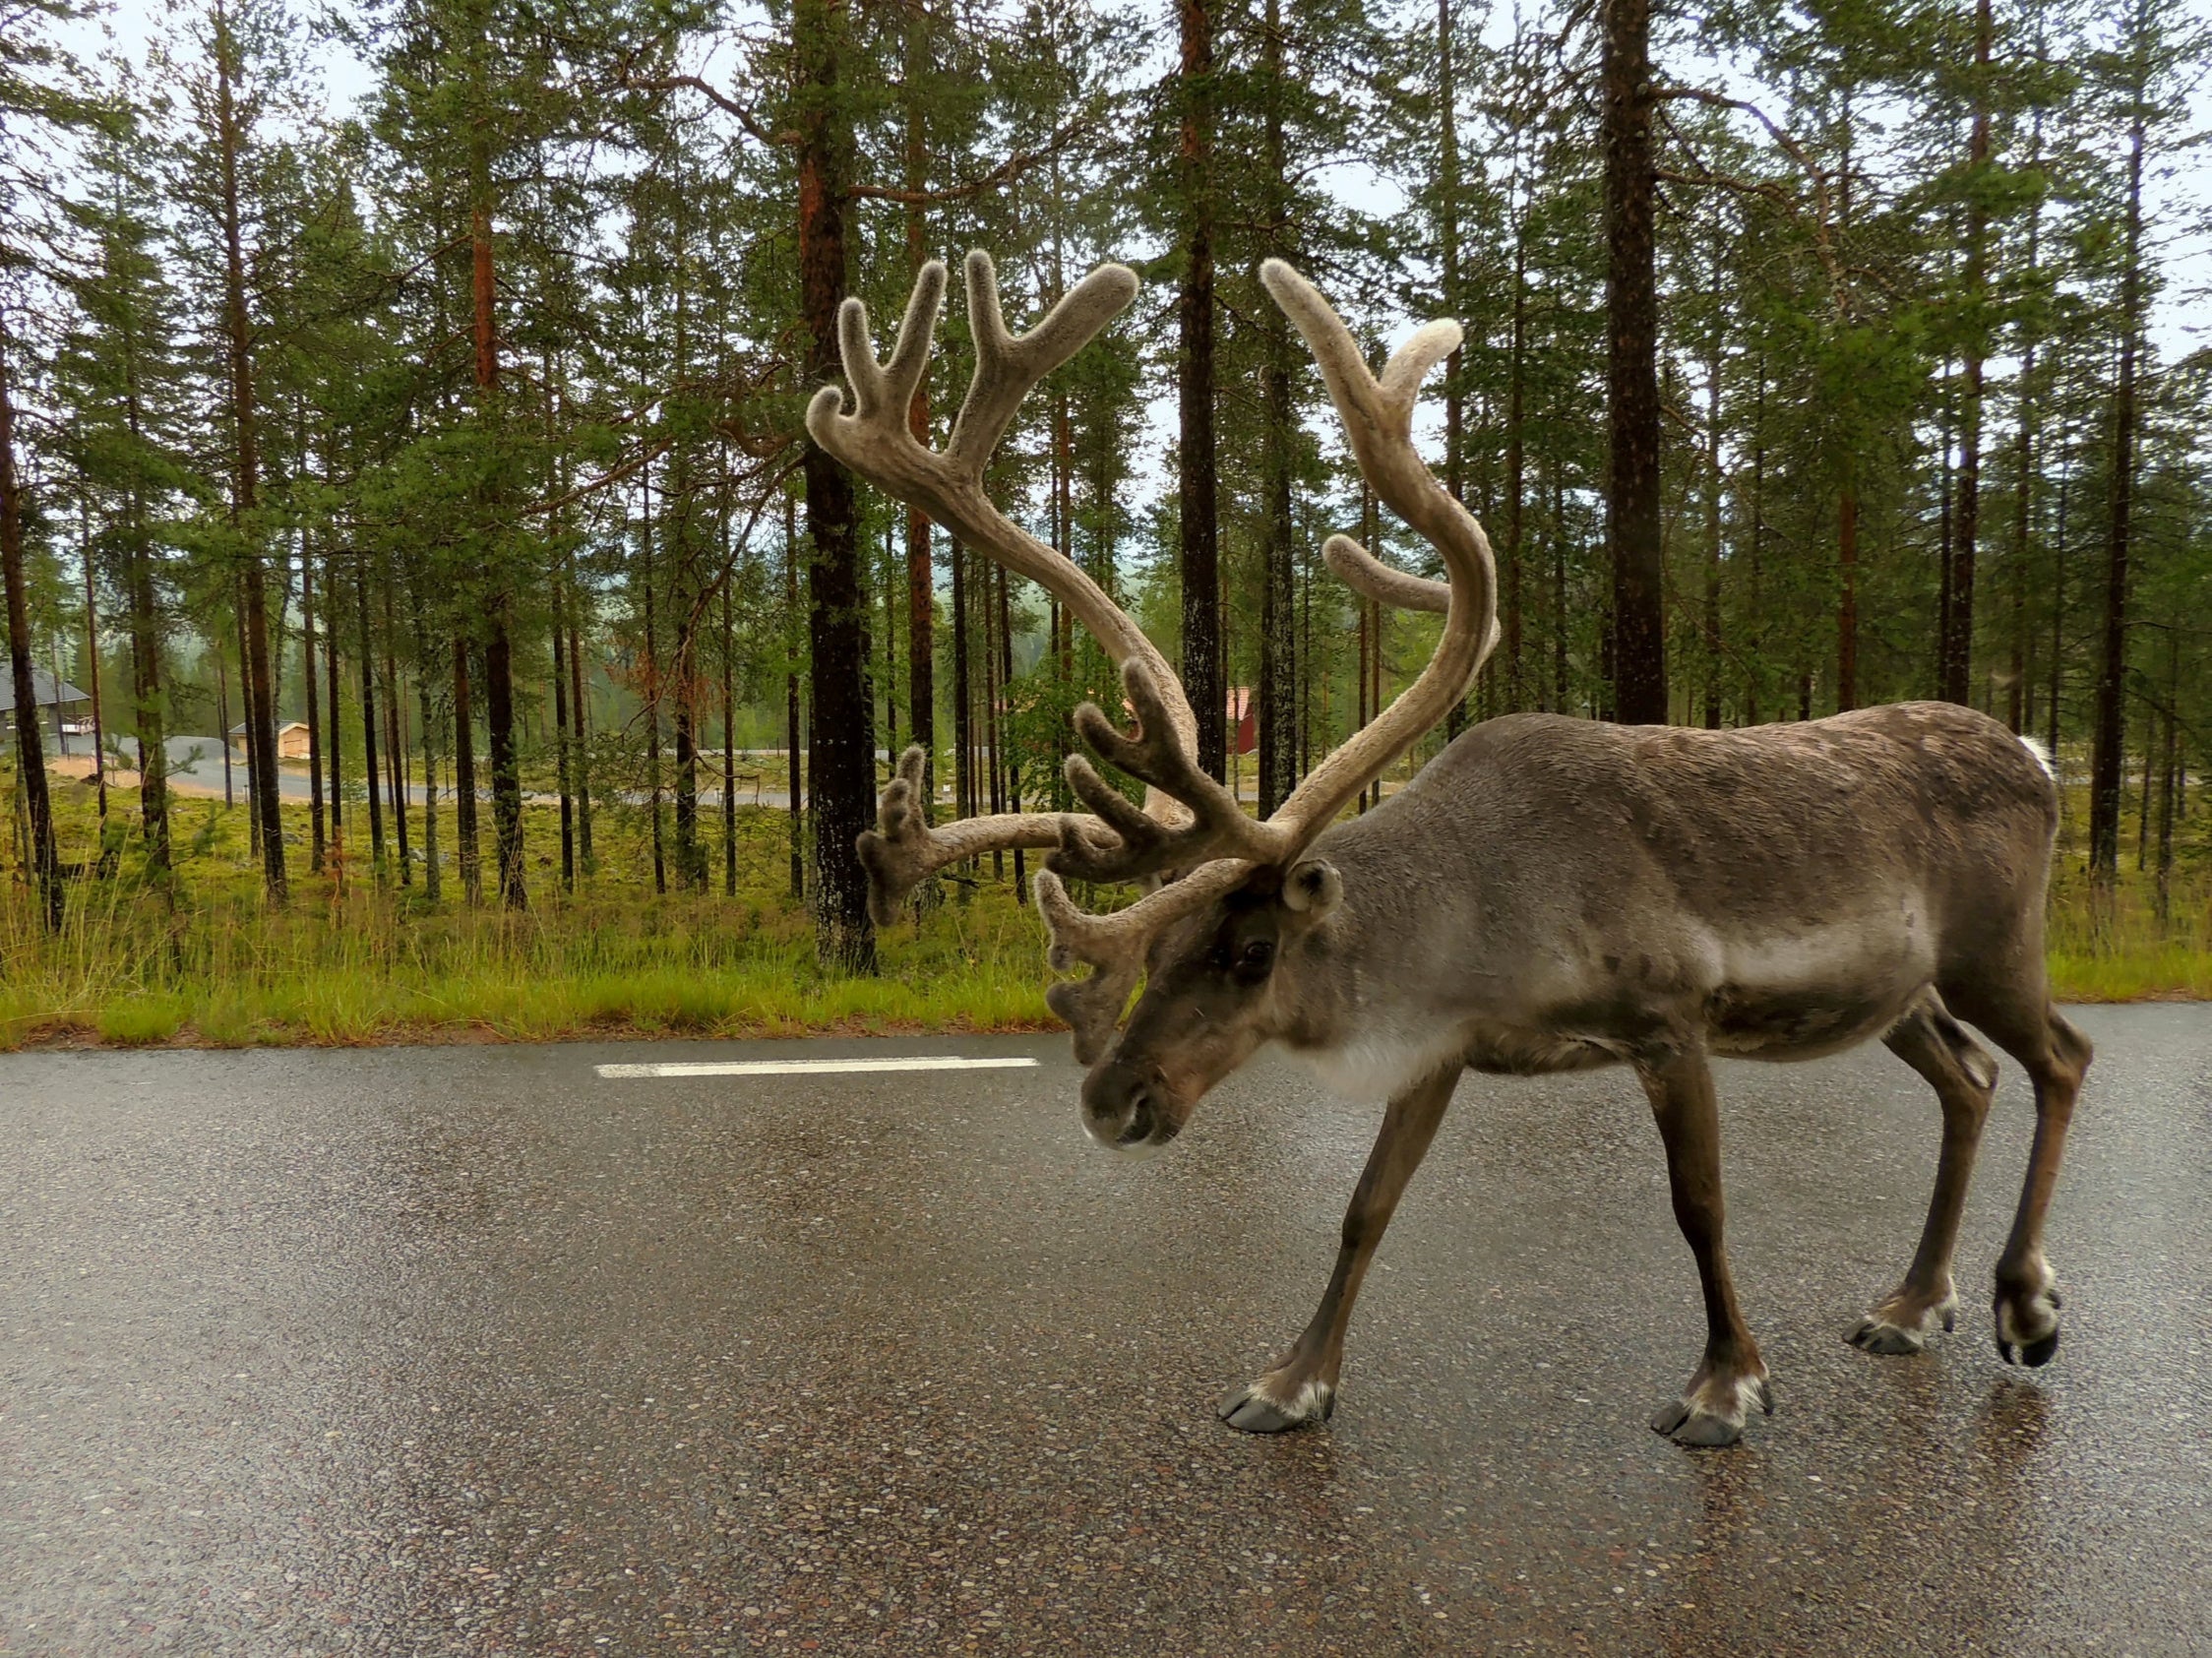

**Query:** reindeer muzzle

left=1080, top=1061, right=1183, bottom=1158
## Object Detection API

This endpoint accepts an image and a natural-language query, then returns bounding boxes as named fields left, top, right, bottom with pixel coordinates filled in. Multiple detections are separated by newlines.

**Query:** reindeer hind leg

left=1851, top=990, right=1996, bottom=1356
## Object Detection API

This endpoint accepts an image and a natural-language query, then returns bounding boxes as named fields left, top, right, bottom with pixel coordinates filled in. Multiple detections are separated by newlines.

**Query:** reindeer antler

left=814, top=253, right=1499, bottom=1062
left=808, top=253, right=1204, bottom=928
left=1046, top=261, right=1502, bottom=890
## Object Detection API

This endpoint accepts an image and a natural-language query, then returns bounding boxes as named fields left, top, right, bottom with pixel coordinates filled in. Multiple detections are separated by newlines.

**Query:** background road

left=2, top=1008, right=2207, bottom=1655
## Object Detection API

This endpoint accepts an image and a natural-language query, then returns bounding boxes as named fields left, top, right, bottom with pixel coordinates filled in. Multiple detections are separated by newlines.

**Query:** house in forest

left=0, top=666, right=92, bottom=756
left=1226, top=687, right=1257, bottom=757
left=228, top=720, right=313, bottom=761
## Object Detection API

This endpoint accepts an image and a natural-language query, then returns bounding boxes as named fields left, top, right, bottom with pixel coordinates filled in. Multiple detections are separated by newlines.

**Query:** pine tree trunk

left=902, top=11, right=936, bottom=813
left=999, top=560, right=1024, bottom=900
left=1703, top=243, right=1725, bottom=728
left=235, top=600, right=257, bottom=856
left=1439, top=0, right=1473, bottom=734
left=2009, top=341, right=2037, bottom=734
left=2011, top=40, right=2049, bottom=739
left=879, top=522, right=898, bottom=752
left=126, top=486, right=168, bottom=884
left=302, top=546, right=323, bottom=870
left=553, top=586, right=574, bottom=892
left=324, top=550, right=343, bottom=879
left=418, top=666, right=440, bottom=903
left=80, top=517, right=107, bottom=833
left=2154, top=633, right=2178, bottom=923
left=643, top=494, right=666, bottom=896
left=1177, top=0, right=1223, bottom=778
left=471, top=195, right=523, bottom=908
left=675, top=569, right=703, bottom=892
left=797, top=0, right=874, bottom=970
left=2135, top=697, right=2153, bottom=872
left=2090, top=79, right=2146, bottom=885
left=2047, top=447, right=2067, bottom=763
left=1551, top=470, right=1567, bottom=713
left=784, top=492, right=803, bottom=901
left=213, top=0, right=285, bottom=902
left=1601, top=0, right=1666, bottom=724
left=218, top=647, right=233, bottom=810
left=1835, top=100, right=1860, bottom=718
left=382, top=571, right=409, bottom=886
left=1940, top=0, right=1995, bottom=708
left=1745, top=361, right=1767, bottom=723
left=722, top=570, right=737, bottom=897
left=952, top=535, right=971, bottom=825
left=408, top=581, right=440, bottom=904
left=1258, top=0, right=1296, bottom=813
left=452, top=636, right=479, bottom=903
left=567, top=562, right=592, bottom=876
left=1836, top=486, right=1858, bottom=712
left=356, top=566, right=383, bottom=875
left=1505, top=232, right=1527, bottom=713
left=0, top=322, right=60, bottom=928
left=991, top=552, right=1009, bottom=875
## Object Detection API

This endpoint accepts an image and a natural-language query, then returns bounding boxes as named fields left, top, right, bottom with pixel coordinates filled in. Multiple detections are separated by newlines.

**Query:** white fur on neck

left=1290, top=1019, right=1469, bottom=1103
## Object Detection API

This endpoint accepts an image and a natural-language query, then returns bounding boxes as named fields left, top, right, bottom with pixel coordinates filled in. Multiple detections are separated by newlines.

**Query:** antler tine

left=949, top=251, right=1139, bottom=470
left=1034, top=864, right=1250, bottom=1065
left=1323, top=535, right=1449, bottom=614
left=1047, top=659, right=1284, bottom=885
left=1249, top=260, right=1500, bottom=860
left=1264, top=257, right=1461, bottom=445
left=808, top=251, right=1166, bottom=688
left=856, top=745, right=1067, bottom=923
left=834, top=259, right=947, bottom=427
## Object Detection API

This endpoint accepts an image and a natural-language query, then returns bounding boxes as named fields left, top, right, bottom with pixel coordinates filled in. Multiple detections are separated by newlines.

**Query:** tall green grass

left=1, top=770, right=2203, bottom=1049
left=0, top=790, right=1060, bottom=1048
left=2043, top=861, right=2212, bottom=1002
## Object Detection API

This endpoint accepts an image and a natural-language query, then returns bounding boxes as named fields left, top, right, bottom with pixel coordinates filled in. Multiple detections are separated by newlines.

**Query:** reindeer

left=807, top=252, right=2091, bottom=1447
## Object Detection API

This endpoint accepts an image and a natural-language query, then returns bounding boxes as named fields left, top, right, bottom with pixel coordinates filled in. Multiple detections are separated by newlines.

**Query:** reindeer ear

left=1281, top=859, right=1342, bottom=920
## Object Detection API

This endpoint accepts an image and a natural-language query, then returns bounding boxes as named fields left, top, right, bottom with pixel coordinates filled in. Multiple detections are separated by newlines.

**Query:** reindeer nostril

left=1117, top=1087, right=1156, bottom=1146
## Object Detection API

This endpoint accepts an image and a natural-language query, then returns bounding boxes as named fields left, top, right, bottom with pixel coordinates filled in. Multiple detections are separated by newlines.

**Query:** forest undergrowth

left=1, top=776, right=2205, bottom=1050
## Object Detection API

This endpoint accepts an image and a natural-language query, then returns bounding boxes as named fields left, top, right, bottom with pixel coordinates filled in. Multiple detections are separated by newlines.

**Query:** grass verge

left=0, top=786, right=2204, bottom=1049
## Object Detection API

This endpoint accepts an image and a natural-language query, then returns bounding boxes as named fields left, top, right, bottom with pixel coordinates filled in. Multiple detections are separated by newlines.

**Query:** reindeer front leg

left=1638, top=1046, right=1773, bottom=1447
left=1217, top=1067, right=1458, bottom=1433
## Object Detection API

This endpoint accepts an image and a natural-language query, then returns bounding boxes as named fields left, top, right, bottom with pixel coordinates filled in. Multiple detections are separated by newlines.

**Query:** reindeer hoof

left=1849, top=1289, right=1957, bottom=1356
left=1995, top=1274, right=2062, bottom=1369
left=1849, top=1317, right=1927, bottom=1356
left=1998, top=1328, right=2060, bottom=1368
left=1216, top=1375, right=1333, bottom=1434
left=1650, top=1374, right=1769, bottom=1447
left=1650, top=1399, right=1742, bottom=1446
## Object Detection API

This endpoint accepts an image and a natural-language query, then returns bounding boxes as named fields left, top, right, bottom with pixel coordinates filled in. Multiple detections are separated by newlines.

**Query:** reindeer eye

left=1233, top=939, right=1276, bottom=980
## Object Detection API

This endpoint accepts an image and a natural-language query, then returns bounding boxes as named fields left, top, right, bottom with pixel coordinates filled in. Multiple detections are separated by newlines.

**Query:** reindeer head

left=810, top=253, right=1498, bottom=1156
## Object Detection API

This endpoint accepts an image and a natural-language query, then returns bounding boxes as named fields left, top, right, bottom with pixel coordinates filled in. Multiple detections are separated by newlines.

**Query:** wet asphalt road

left=3, top=1009, right=2208, bottom=1657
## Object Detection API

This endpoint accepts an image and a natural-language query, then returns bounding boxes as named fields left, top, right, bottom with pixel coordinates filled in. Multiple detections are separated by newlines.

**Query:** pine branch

left=620, top=74, right=794, bottom=149
left=1655, top=86, right=1842, bottom=294
left=519, top=438, right=675, bottom=519
left=847, top=114, right=1095, bottom=206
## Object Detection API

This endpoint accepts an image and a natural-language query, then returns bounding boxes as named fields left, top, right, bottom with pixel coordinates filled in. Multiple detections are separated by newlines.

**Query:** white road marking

left=594, top=1057, right=1041, bottom=1079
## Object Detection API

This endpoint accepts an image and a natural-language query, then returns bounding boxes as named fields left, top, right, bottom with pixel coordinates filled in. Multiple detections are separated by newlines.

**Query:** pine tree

left=1, top=0, right=102, bottom=928
left=55, top=88, right=192, bottom=885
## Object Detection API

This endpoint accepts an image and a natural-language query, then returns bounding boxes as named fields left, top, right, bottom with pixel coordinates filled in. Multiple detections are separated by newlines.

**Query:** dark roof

left=0, top=666, right=90, bottom=714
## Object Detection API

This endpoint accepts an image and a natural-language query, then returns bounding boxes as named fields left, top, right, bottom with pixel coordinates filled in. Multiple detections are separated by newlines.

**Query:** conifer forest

left=1, top=0, right=2208, bottom=1041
